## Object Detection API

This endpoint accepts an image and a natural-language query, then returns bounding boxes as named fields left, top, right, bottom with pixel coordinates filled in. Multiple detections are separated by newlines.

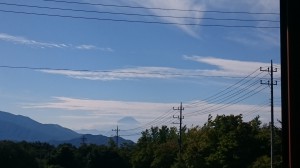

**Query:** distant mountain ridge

left=0, top=111, right=134, bottom=146
left=50, top=134, right=133, bottom=147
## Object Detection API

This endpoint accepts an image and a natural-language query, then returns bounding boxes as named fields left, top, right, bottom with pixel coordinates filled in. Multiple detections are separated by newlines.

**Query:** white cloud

left=89, top=0, right=205, bottom=37
left=225, top=36, right=259, bottom=46
left=39, top=56, right=280, bottom=80
left=225, top=27, right=280, bottom=48
left=205, top=0, right=279, bottom=13
left=23, top=96, right=177, bottom=119
left=183, top=56, right=281, bottom=77
left=0, top=33, right=113, bottom=51
left=0, top=33, right=68, bottom=48
left=76, top=45, right=114, bottom=52
left=76, top=44, right=98, bottom=50
left=23, top=96, right=281, bottom=134
left=184, top=56, right=264, bottom=71
left=88, top=0, right=279, bottom=42
left=39, top=66, right=195, bottom=81
left=205, top=0, right=280, bottom=46
left=133, top=0, right=205, bottom=37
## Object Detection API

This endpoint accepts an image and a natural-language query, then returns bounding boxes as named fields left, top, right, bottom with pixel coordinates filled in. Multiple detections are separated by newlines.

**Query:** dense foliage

left=0, top=114, right=281, bottom=168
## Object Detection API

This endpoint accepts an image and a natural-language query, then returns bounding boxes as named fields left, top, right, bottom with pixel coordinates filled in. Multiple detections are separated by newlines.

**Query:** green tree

left=0, top=140, right=39, bottom=168
left=86, top=145, right=126, bottom=168
left=48, top=143, right=79, bottom=168
left=180, top=114, right=279, bottom=168
left=132, top=126, right=179, bottom=168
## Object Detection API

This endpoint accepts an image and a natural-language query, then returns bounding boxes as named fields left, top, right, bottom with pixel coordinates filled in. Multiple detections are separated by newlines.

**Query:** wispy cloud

left=40, top=67, right=192, bottom=81
left=23, top=96, right=176, bottom=118
left=205, top=0, right=279, bottom=13
left=225, top=28, right=280, bottom=48
left=89, top=0, right=279, bottom=38
left=23, top=96, right=280, bottom=132
left=183, top=55, right=280, bottom=76
left=76, top=45, right=114, bottom=52
left=39, top=56, right=279, bottom=81
left=205, top=0, right=280, bottom=46
left=0, top=33, right=68, bottom=48
left=89, top=0, right=205, bottom=37
left=132, top=0, right=205, bottom=37
left=0, top=33, right=113, bottom=51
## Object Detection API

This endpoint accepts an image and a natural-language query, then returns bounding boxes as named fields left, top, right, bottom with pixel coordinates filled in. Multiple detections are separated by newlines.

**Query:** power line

left=243, top=100, right=270, bottom=118
left=184, top=68, right=264, bottom=108
left=121, top=83, right=269, bottom=136
left=120, top=68, right=271, bottom=135
left=185, top=84, right=269, bottom=117
left=119, top=118, right=177, bottom=137
left=42, top=0, right=280, bottom=15
left=0, top=64, right=278, bottom=137
left=121, top=77, right=270, bottom=136
left=120, top=117, right=177, bottom=137
left=0, top=65, right=268, bottom=79
left=0, top=9, right=280, bottom=29
left=121, top=108, right=177, bottom=132
left=0, top=2, right=280, bottom=23
left=186, top=72, right=270, bottom=116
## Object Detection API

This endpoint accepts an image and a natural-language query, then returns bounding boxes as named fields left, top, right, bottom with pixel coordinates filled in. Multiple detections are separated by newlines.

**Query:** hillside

left=0, top=111, right=134, bottom=146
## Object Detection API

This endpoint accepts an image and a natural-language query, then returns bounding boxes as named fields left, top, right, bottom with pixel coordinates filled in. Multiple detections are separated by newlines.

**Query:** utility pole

left=112, top=125, right=120, bottom=147
left=173, top=102, right=184, bottom=154
left=80, top=135, right=87, bottom=146
left=260, top=60, right=277, bottom=168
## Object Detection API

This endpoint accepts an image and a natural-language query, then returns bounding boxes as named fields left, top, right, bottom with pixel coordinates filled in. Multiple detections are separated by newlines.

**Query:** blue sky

left=0, top=0, right=281, bottom=142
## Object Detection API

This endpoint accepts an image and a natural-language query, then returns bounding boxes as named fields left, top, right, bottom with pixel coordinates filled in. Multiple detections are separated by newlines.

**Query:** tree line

left=0, top=114, right=282, bottom=168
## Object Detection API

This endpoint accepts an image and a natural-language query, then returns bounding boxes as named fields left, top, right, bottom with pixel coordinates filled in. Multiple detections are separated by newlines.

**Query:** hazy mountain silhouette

left=118, top=116, right=140, bottom=125
left=0, top=111, right=134, bottom=146
left=50, top=134, right=134, bottom=147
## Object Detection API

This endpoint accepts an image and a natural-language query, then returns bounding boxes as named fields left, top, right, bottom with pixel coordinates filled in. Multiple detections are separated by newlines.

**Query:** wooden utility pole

left=112, top=125, right=120, bottom=147
left=173, top=102, right=184, bottom=154
left=260, top=60, right=277, bottom=168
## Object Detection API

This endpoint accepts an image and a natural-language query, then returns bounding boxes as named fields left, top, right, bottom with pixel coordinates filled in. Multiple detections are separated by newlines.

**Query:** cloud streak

left=23, top=96, right=281, bottom=132
left=23, top=96, right=177, bottom=118
left=39, top=56, right=280, bottom=81
left=183, top=55, right=277, bottom=75
left=89, top=0, right=279, bottom=38
left=204, top=0, right=280, bottom=46
left=0, top=33, right=113, bottom=51
left=131, top=0, right=205, bottom=37
left=89, top=0, right=205, bottom=37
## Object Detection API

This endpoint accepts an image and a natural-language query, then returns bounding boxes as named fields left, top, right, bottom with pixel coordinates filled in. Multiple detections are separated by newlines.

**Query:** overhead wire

left=0, top=9, right=279, bottom=28
left=41, top=0, right=280, bottom=15
left=0, top=2, right=280, bottom=23
left=0, top=1, right=281, bottom=137
left=0, top=65, right=267, bottom=79
left=119, top=109, right=178, bottom=136
left=0, top=64, right=278, bottom=136
left=182, top=72, right=270, bottom=117
left=121, top=80, right=273, bottom=137
left=0, top=1, right=279, bottom=28
left=184, top=67, right=263, bottom=108
left=120, top=69, right=272, bottom=136
left=120, top=117, right=177, bottom=137
left=121, top=108, right=176, bottom=132
left=184, top=84, right=269, bottom=117
left=243, top=100, right=270, bottom=118
left=0, top=64, right=183, bottom=137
